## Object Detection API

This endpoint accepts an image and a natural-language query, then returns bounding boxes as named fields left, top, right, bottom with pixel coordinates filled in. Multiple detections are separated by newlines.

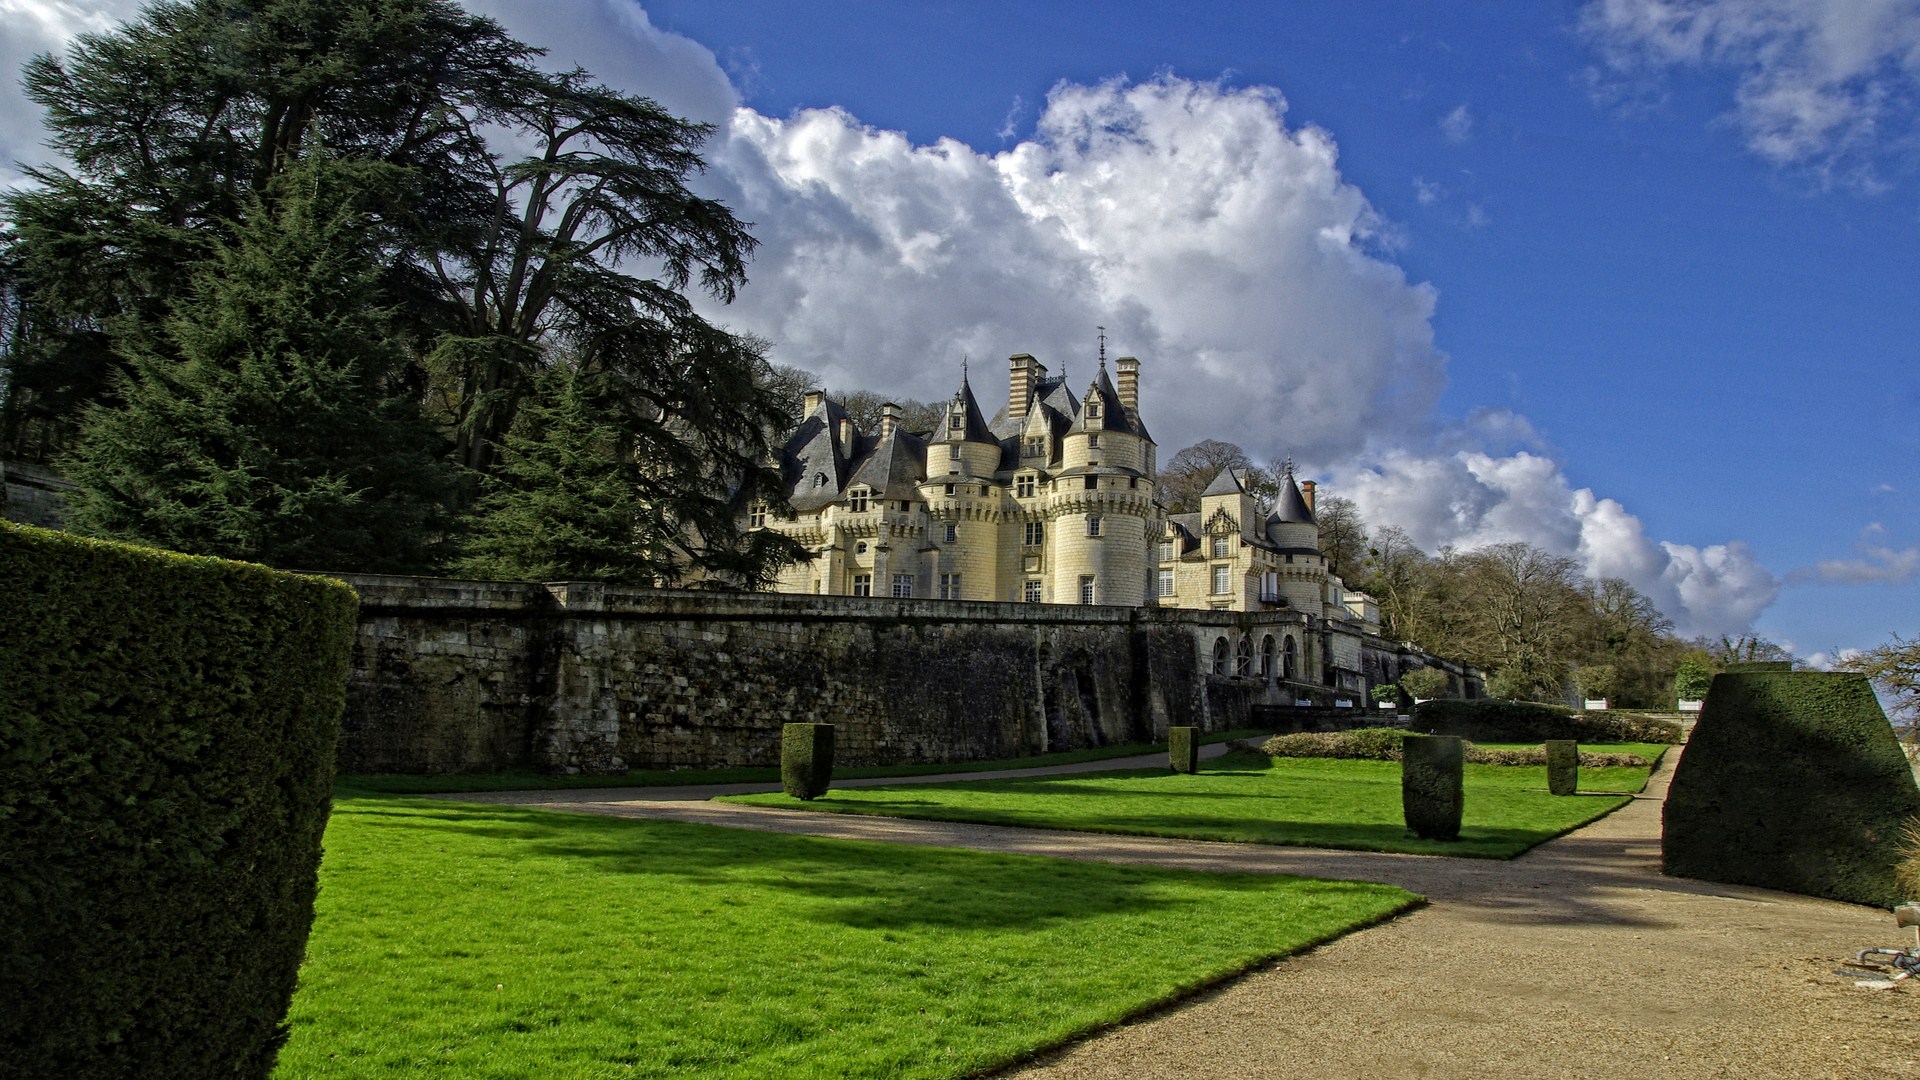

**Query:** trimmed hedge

left=1664, top=671, right=1920, bottom=907
left=1412, top=699, right=1682, bottom=744
left=0, top=521, right=359, bottom=1079
left=1545, top=740, right=1578, bottom=796
left=1402, top=735, right=1465, bottom=841
left=1261, top=729, right=1646, bottom=768
left=781, top=722, right=835, bottom=800
left=1168, top=726, right=1199, bottom=773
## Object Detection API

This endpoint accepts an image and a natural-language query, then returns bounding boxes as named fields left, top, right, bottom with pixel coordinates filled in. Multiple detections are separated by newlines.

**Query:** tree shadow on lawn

left=331, top=798, right=1405, bottom=934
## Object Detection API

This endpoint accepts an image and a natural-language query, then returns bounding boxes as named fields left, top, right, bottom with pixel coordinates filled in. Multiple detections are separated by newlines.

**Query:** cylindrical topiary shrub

left=1545, top=740, right=1579, bottom=796
left=1402, top=734, right=1465, bottom=841
left=781, top=722, right=835, bottom=800
left=1169, top=726, right=1199, bottom=773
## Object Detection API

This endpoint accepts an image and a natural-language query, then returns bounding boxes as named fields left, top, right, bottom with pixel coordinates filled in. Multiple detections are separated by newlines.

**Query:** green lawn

left=274, top=795, right=1416, bottom=1079
left=722, top=749, right=1654, bottom=859
left=338, top=729, right=1272, bottom=795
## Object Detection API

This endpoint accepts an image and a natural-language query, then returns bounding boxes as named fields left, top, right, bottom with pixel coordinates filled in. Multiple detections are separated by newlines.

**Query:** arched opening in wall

left=1212, top=636, right=1230, bottom=676
left=1260, top=635, right=1275, bottom=678
left=1235, top=637, right=1253, bottom=677
left=1283, top=635, right=1298, bottom=681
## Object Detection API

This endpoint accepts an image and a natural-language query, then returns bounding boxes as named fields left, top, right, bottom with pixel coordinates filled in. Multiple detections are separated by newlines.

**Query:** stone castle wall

left=335, top=575, right=1478, bottom=776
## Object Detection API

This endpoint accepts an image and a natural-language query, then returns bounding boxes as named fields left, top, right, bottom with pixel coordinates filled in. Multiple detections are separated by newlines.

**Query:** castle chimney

left=1299, top=479, right=1317, bottom=513
left=880, top=402, right=900, bottom=440
left=837, top=416, right=854, bottom=456
left=1115, top=356, right=1139, bottom=411
left=802, top=389, right=824, bottom=417
left=1008, top=353, right=1037, bottom=418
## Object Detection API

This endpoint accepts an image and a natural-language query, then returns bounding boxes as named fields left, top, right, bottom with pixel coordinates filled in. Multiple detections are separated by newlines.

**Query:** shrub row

left=1411, top=699, right=1682, bottom=744
left=1260, top=729, right=1646, bottom=768
left=0, top=522, right=360, bottom=1080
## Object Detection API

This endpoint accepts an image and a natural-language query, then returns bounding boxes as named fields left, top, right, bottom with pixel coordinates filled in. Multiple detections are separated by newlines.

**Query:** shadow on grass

left=330, top=796, right=1361, bottom=933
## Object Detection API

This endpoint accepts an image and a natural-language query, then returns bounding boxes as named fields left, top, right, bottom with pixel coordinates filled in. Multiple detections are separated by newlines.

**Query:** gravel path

left=430, top=746, right=1920, bottom=1078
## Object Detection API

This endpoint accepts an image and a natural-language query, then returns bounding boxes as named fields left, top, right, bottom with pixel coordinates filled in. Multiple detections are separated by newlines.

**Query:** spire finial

left=961, top=354, right=969, bottom=385
left=1283, top=454, right=1295, bottom=478
left=1097, top=325, right=1107, bottom=371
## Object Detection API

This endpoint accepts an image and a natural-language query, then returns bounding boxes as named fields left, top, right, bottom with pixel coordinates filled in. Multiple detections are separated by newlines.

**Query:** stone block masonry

left=335, top=575, right=1472, bottom=775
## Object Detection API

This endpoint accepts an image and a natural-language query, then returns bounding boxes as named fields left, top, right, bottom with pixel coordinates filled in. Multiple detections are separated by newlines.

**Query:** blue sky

left=6, top=0, right=1918, bottom=658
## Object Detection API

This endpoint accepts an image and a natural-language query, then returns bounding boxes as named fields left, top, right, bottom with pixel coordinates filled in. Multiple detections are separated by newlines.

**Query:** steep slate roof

left=781, top=399, right=852, bottom=512
left=1069, top=365, right=1150, bottom=440
left=1267, top=470, right=1317, bottom=525
left=929, top=373, right=996, bottom=445
left=1202, top=466, right=1250, bottom=499
left=847, top=429, right=927, bottom=498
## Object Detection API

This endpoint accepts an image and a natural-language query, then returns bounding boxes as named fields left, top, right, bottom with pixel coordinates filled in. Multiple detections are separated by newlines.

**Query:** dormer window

left=812, top=473, right=827, bottom=488
left=1212, top=536, right=1230, bottom=559
left=1016, top=475, right=1035, bottom=498
left=1087, top=401, right=1100, bottom=419
left=748, top=505, right=767, bottom=528
left=848, top=489, right=869, bottom=512
left=949, top=411, right=963, bottom=430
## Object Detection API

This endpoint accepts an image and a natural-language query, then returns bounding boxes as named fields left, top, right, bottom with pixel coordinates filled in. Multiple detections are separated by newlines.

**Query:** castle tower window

left=1212, top=637, right=1230, bottom=675
left=939, top=573, right=962, bottom=599
left=1158, top=540, right=1174, bottom=563
left=944, top=483, right=955, bottom=495
left=748, top=505, right=766, bottom=528
left=1079, top=576, right=1096, bottom=605
left=944, top=522, right=957, bottom=543
left=849, top=490, right=869, bottom=512
left=948, top=443, right=961, bottom=460
left=855, top=541, right=868, bottom=554
left=1025, top=521, right=1045, bottom=547
left=949, top=411, right=963, bottom=430
left=1087, top=401, right=1100, bottom=419
left=1016, top=475, right=1035, bottom=498
left=891, top=573, right=915, bottom=598
left=1156, top=568, right=1174, bottom=597
left=1087, top=434, right=1099, bottom=448
left=1260, top=635, right=1276, bottom=677
left=1235, top=637, right=1253, bottom=677
left=1087, top=515, right=1101, bottom=537
left=1211, top=536, right=1230, bottom=558
left=1212, top=565, right=1232, bottom=594
left=1024, top=580, right=1043, bottom=603
left=1083, top=475, right=1097, bottom=491
left=853, top=574, right=872, bottom=597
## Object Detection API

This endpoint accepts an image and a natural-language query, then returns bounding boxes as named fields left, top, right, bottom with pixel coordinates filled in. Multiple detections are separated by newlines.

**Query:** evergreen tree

left=63, top=152, right=451, bottom=571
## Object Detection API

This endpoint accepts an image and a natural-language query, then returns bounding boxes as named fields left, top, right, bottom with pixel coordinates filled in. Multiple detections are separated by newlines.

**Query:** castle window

left=1212, top=536, right=1230, bottom=558
left=1083, top=475, right=1097, bottom=491
left=1284, top=636, right=1298, bottom=680
left=1026, top=437, right=1044, bottom=457
left=1212, top=565, right=1232, bottom=595
left=1235, top=637, right=1253, bottom=677
left=944, top=522, right=957, bottom=543
left=1156, top=568, right=1174, bottom=597
left=852, top=574, right=872, bottom=597
left=949, top=411, right=963, bottom=430
left=1087, top=515, right=1101, bottom=537
left=848, top=489, right=869, bottom=512
left=939, top=573, right=962, bottom=600
left=1158, top=540, right=1174, bottom=563
left=1087, top=434, right=1099, bottom=448
left=1260, top=635, right=1276, bottom=677
left=855, top=541, right=867, bottom=555
left=813, top=472, right=827, bottom=488
left=1025, top=521, right=1044, bottom=546
left=1079, top=576, right=1096, bottom=605
left=1024, top=580, right=1043, bottom=603
left=1016, top=475, right=1035, bottom=498
left=1212, top=637, right=1230, bottom=675
left=747, top=505, right=766, bottom=528
left=891, top=574, right=914, bottom=598
left=948, top=443, right=961, bottom=460
left=944, top=483, right=954, bottom=495
left=1087, top=401, right=1100, bottom=419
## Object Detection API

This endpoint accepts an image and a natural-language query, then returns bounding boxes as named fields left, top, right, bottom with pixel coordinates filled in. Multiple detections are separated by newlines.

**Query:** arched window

left=1283, top=636, right=1298, bottom=680
left=1235, top=637, right=1253, bottom=677
left=1260, top=635, right=1276, bottom=678
left=1212, top=637, right=1230, bottom=676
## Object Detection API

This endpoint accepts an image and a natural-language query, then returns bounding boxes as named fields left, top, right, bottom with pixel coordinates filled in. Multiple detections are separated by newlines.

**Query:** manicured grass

left=722, top=750, right=1654, bottom=859
left=1473, top=741, right=1671, bottom=765
left=274, top=794, right=1416, bottom=1079
left=337, top=729, right=1272, bottom=794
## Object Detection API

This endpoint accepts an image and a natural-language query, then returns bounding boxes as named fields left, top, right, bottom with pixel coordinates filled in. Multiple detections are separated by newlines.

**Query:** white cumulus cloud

left=1581, top=0, right=1920, bottom=185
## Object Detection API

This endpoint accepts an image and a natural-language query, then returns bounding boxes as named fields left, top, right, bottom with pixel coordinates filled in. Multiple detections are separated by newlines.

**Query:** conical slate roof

left=931, top=372, right=995, bottom=445
left=1070, top=365, right=1149, bottom=438
left=1267, top=470, right=1316, bottom=526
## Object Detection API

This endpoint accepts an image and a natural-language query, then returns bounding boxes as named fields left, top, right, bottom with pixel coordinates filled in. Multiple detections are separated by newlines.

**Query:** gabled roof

left=781, top=399, right=852, bottom=511
left=1069, top=365, right=1150, bottom=440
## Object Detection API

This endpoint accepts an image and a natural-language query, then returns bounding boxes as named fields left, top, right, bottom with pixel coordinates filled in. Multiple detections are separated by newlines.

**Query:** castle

left=750, top=350, right=1402, bottom=694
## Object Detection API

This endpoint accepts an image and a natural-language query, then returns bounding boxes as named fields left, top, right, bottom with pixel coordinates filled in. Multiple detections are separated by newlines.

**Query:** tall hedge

left=1412, top=698, right=1682, bottom=744
left=0, top=522, right=359, bottom=1079
left=1402, top=735, right=1465, bottom=841
left=1663, top=671, right=1920, bottom=907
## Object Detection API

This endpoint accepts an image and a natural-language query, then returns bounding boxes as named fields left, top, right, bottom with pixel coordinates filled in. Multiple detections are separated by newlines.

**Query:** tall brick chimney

left=1115, top=356, right=1139, bottom=411
left=879, top=402, right=900, bottom=441
left=1299, top=479, right=1317, bottom=514
left=1008, top=353, right=1042, bottom=418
